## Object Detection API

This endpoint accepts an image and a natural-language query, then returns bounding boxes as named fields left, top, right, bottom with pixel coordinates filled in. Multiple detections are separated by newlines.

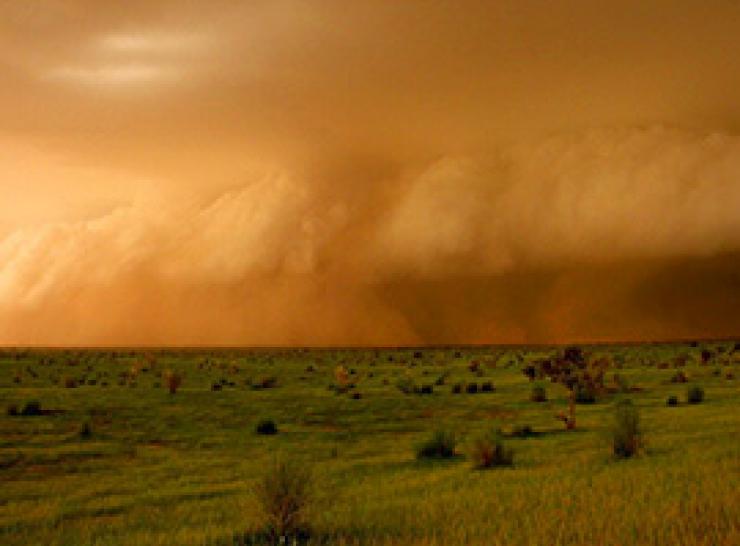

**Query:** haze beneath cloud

left=1, top=1, right=739, bottom=345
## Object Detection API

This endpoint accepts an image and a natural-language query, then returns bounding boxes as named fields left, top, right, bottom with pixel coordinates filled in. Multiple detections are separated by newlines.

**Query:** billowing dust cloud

left=1, top=1, right=739, bottom=345
left=2, top=127, right=739, bottom=345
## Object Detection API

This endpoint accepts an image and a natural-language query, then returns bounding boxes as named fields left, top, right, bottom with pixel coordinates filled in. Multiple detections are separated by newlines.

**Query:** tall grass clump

left=470, top=430, right=513, bottom=468
left=254, top=458, right=312, bottom=542
left=612, top=399, right=642, bottom=458
left=416, top=430, right=457, bottom=459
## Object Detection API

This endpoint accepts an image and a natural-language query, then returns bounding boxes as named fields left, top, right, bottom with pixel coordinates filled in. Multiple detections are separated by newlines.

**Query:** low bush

left=470, top=430, right=514, bottom=468
left=465, top=383, right=479, bottom=394
left=416, top=430, right=457, bottom=459
left=687, top=386, right=705, bottom=404
left=575, top=385, right=596, bottom=404
left=256, top=419, right=278, bottom=435
left=508, top=424, right=536, bottom=438
left=612, top=399, right=642, bottom=458
left=451, top=383, right=463, bottom=394
left=396, top=377, right=415, bottom=395
left=20, top=401, right=42, bottom=416
left=530, top=385, right=547, bottom=402
left=79, top=421, right=92, bottom=439
left=63, top=376, right=78, bottom=388
left=666, top=395, right=679, bottom=407
left=480, top=381, right=494, bottom=393
left=6, top=404, right=18, bottom=416
left=254, top=458, right=312, bottom=542
left=671, top=371, right=688, bottom=383
left=253, top=376, right=278, bottom=390
left=417, top=384, right=433, bottom=395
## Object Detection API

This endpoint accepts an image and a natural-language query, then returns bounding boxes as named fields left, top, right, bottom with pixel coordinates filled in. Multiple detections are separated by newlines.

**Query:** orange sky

left=1, top=1, right=739, bottom=346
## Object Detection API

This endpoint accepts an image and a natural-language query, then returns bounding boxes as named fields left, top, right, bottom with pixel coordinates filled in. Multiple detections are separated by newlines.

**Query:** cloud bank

left=2, top=127, right=739, bottom=345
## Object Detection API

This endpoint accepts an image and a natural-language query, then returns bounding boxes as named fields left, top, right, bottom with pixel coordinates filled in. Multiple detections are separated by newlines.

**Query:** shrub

left=480, top=381, right=494, bottom=393
left=671, top=370, right=688, bottom=383
left=416, top=430, right=457, bottom=459
left=465, top=382, right=479, bottom=394
left=6, top=404, right=18, bottom=416
left=254, top=458, right=312, bottom=541
left=396, top=377, right=415, bottom=395
left=20, top=401, right=42, bottom=416
left=687, top=386, right=705, bottom=404
left=530, top=385, right=547, bottom=402
left=509, top=424, right=535, bottom=438
left=470, top=430, right=514, bottom=468
left=612, top=373, right=630, bottom=393
left=418, top=384, right=433, bottom=395
left=164, top=371, right=182, bottom=394
left=63, top=376, right=78, bottom=388
left=451, top=383, right=463, bottom=394
left=254, top=376, right=278, bottom=390
left=79, top=421, right=92, bottom=439
left=575, top=385, right=596, bottom=404
left=612, top=399, right=641, bottom=458
left=256, top=419, right=278, bottom=435
left=434, top=372, right=449, bottom=386
left=666, top=395, right=679, bottom=407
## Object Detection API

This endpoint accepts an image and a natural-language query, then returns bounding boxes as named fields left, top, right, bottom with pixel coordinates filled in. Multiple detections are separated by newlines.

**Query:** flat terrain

left=1, top=343, right=738, bottom=545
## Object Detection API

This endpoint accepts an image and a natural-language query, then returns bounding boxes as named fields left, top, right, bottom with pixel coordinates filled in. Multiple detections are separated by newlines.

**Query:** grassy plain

left=1, top=343, right=738, bottom=545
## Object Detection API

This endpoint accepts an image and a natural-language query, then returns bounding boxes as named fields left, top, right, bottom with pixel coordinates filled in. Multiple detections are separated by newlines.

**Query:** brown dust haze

left=1, top=1, right=740, bottom=346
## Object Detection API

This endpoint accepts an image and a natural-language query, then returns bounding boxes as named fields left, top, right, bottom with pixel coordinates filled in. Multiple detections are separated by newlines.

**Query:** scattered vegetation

left=0, top=344, right=737, bottom=545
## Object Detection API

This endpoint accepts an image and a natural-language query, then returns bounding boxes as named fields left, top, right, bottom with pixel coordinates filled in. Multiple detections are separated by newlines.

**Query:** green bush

left=687, top=386, right=705, bottom=404
left=396, top=377, right=415, bottom=395
left=508, top=424, right=535, bottom=438
left=666, top=395, right=679, bottom=407
left=470, top=430, right=513, bottom=468
left=612, top=399, right=642, bottom=458
left=20, top=401, right=42, bottom=416
left=416, top=430, right=457, bottom=459
left=256, top=419, right=278, bottom=435
left=254, top=458, right=312, bottom=541
left=530, top=385, right=547, bottom=402
left=79, top=421, right=92, bottom=439
left=575, top=385, right=596, bottom=404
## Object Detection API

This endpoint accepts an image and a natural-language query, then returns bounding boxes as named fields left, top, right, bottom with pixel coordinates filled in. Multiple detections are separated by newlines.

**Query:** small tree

left=523, top=346, right=609, bottom=430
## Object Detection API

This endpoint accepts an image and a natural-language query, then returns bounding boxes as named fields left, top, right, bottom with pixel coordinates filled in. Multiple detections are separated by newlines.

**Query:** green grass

left=0, top=343, right=738, bottom=545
